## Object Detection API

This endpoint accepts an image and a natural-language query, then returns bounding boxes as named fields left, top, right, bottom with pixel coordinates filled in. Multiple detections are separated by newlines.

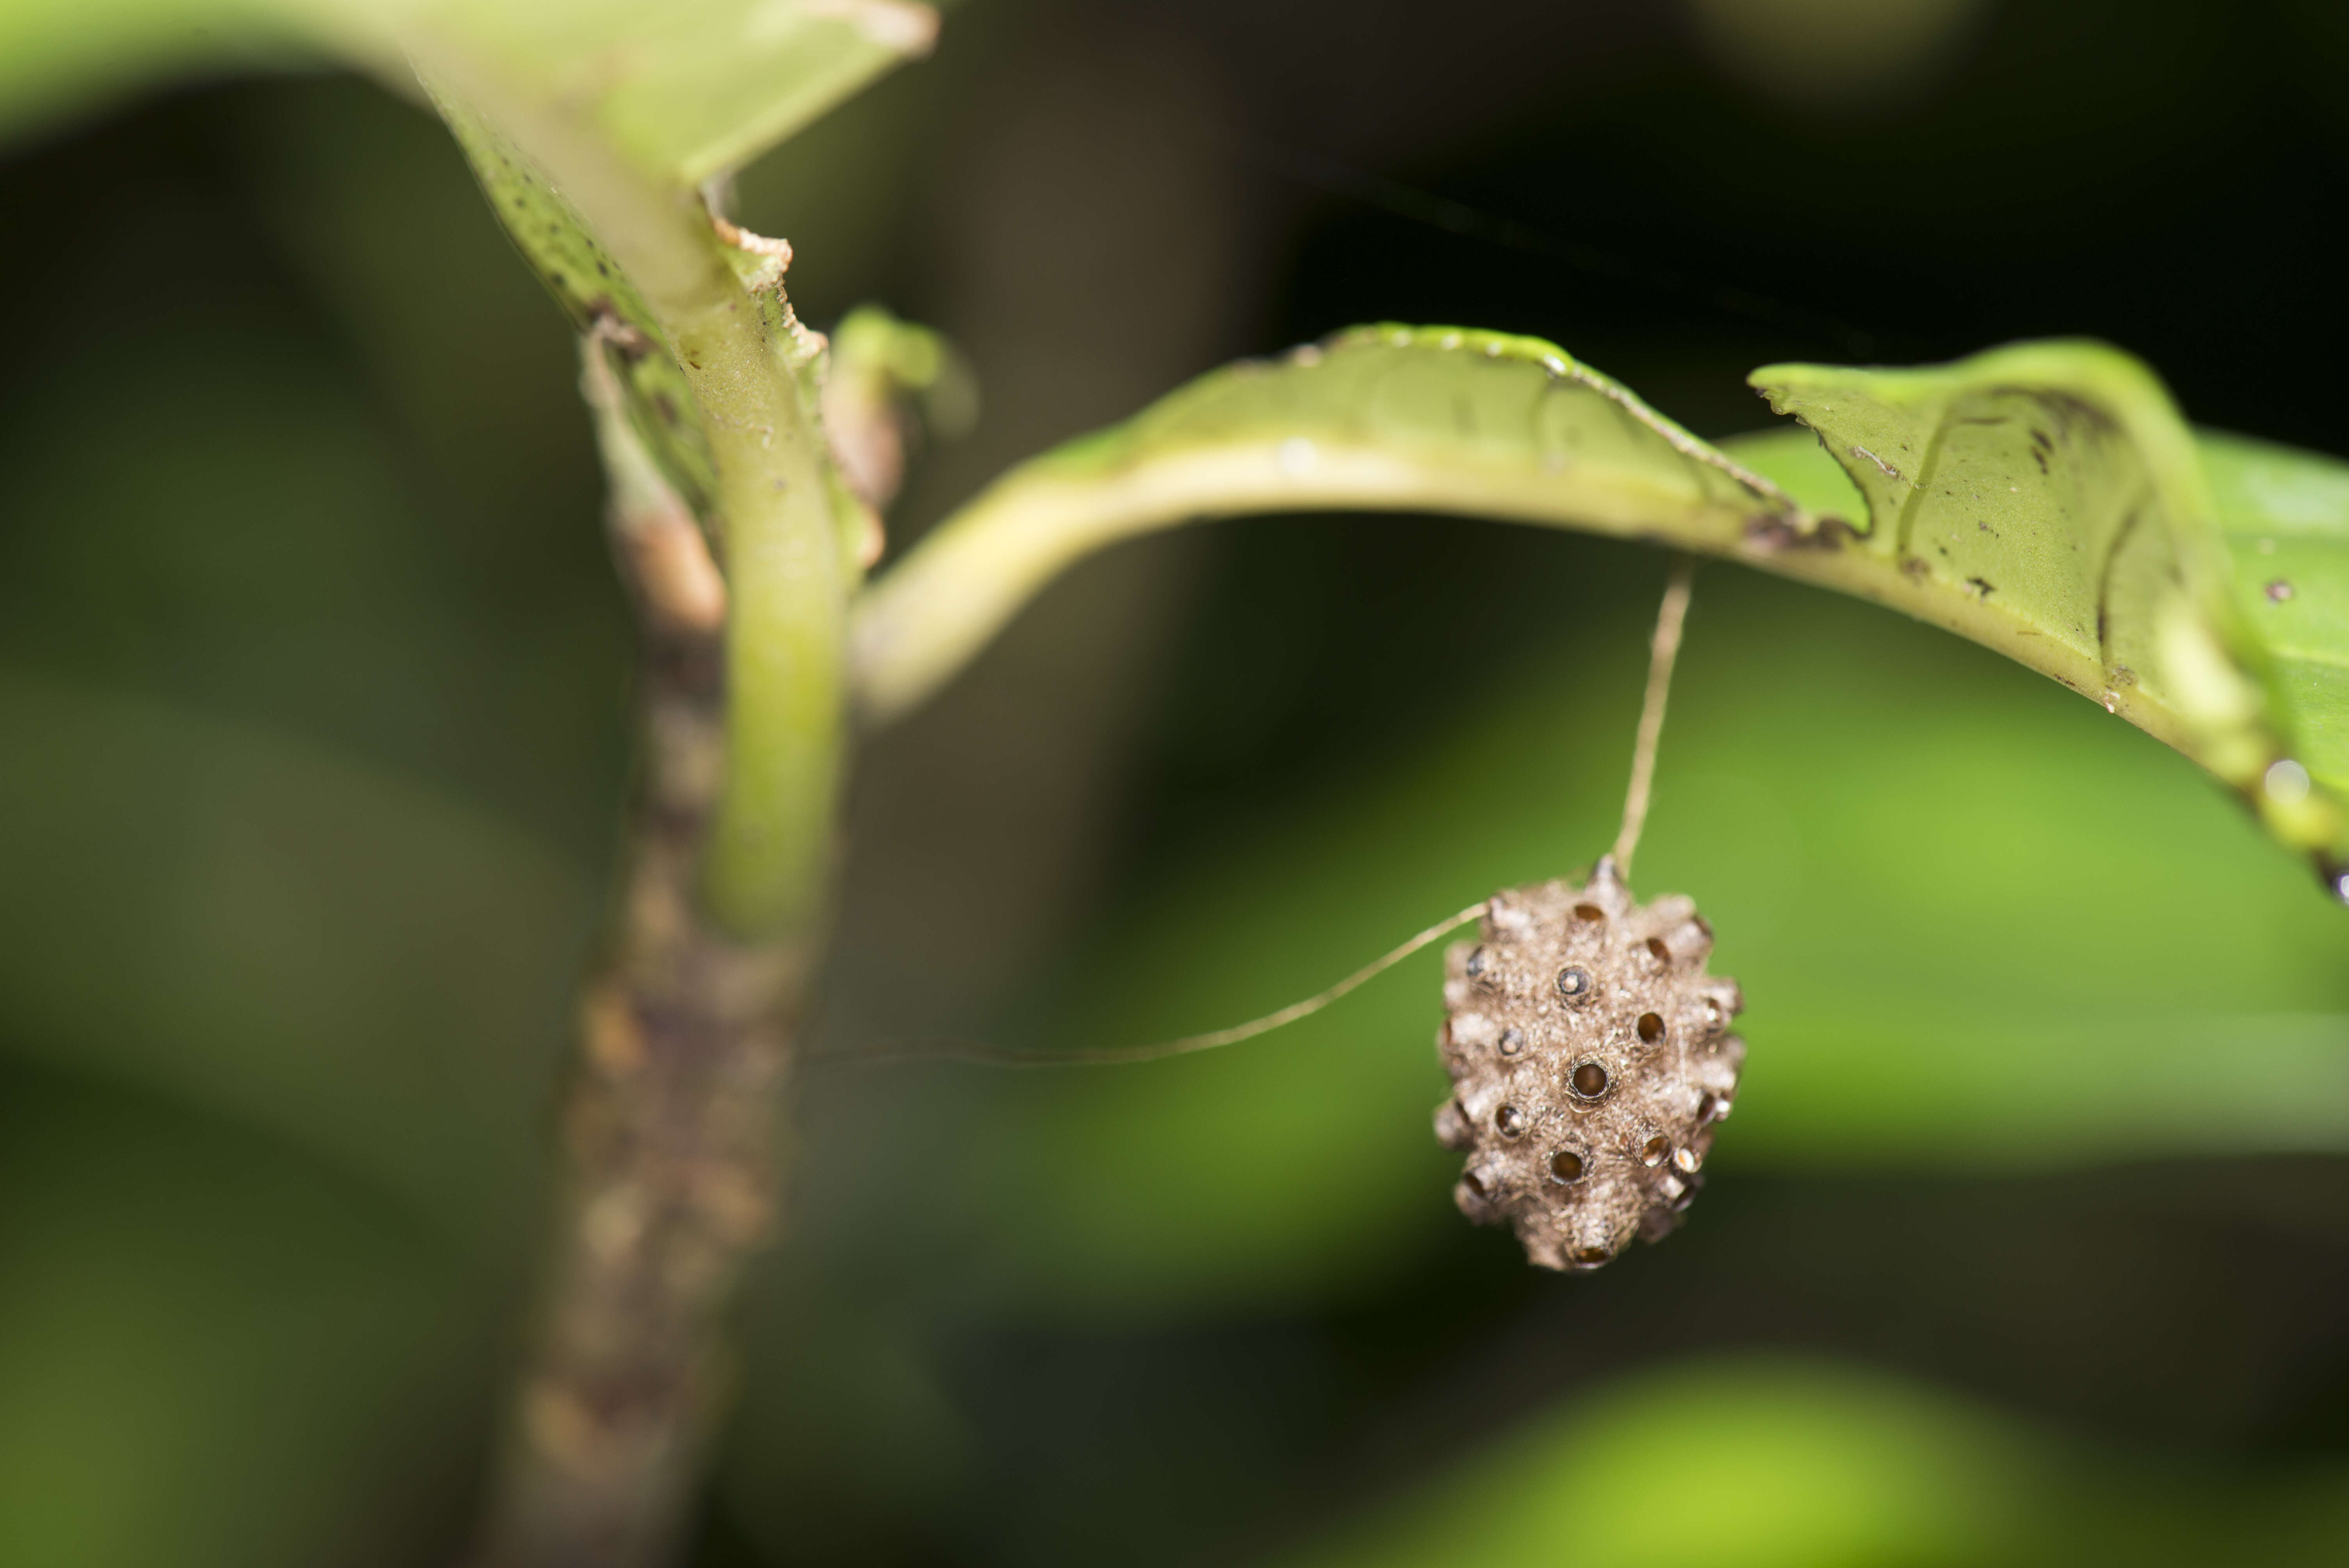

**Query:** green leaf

left=0, top=0, right=389, bottom=146
left=1745, top=341, right=2348, bottom=885
left=2203, top=431, right=2349, bottom=829
left=856, top=328, right=2349, bottom=889
left=424, top=88, right=724, bottom=512
left=419, top=0, right=943, bottom=189
left=853, top=325, right=1801, bottom=720
left=0, top=1, right=939, bottom=189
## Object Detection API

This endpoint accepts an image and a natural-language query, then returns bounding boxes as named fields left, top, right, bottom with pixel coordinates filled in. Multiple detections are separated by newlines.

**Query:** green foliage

left=864, top=327, right=2349, bottom=883
left=0, top=0, right=386, bottom=145
left=413, top=0, right=942, bottom=188
left=408, top=1, right=939, bottom=537
left=0, top=0, right=939, bottom=184
left=853, top=325, right=1794, bottom=719
left=1749, top=342, right=2347, bottom=869
left=430, top=91, right=720, bottom=502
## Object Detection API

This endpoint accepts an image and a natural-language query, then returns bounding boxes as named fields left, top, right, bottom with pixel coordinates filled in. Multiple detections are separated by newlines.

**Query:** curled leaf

left=1745, top=341, right=2348, bottom=888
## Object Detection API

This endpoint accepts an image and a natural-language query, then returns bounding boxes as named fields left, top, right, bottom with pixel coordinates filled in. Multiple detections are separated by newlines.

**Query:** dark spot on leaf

left=1744, top=514, right=1860, bottom=554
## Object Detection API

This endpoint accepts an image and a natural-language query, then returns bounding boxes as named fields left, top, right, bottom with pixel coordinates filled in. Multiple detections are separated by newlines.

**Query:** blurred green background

left=4, top=0, right=2349, bottom=1563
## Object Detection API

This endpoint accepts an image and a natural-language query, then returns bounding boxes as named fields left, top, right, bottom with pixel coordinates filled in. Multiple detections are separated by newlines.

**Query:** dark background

left=4, top=0, right=2349, bottom=1563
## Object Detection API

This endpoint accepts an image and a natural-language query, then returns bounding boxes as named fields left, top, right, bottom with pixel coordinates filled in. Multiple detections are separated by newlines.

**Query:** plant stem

left=415, top=56, right=854, bottom=1566
left=479, top=326, right=842, bottom=1567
